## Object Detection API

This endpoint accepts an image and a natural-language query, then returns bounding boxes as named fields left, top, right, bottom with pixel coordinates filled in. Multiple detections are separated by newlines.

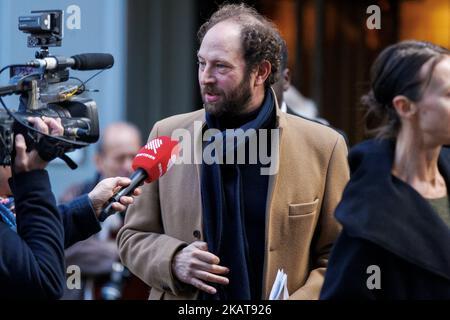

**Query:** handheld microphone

left=98, top=136, right=180, bottom=222
left=27, top=53, right=114, bottom=71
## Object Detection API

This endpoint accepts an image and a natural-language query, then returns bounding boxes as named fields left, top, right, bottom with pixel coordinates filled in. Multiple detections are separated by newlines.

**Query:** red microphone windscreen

left=132, top=136, right=180, bottom=183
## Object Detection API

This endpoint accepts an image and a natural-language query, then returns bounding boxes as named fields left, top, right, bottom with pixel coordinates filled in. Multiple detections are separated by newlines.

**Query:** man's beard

left=202, top=74, right=252, bottom=117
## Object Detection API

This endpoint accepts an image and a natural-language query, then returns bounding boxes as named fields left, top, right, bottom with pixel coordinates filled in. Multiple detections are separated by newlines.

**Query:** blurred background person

left=272, top=37, right=328, bottom=124
left=320, top=41, right=450, bottom=299
left=272, top=36, right=351, bottom=146
left=60, top=122, right=148, bottom=300
left=60, top=122, right=142, bottom=202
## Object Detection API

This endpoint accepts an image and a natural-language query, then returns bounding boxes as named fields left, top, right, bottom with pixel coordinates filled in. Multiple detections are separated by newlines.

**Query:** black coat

left=320, top=139, right=450, bottom=299
left=0, top=170, right=101, bottom=299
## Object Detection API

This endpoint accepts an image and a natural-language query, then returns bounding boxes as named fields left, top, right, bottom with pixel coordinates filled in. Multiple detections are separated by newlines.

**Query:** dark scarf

left=200, top=90, right=275, bottom=300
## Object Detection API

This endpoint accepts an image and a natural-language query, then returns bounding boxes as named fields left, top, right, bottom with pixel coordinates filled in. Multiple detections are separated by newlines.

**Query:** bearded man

left=118, top=3, right=349, bottom=300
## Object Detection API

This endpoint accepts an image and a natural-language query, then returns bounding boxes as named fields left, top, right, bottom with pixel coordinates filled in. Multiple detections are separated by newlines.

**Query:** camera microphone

left=98, top=136, right=181, bottom=222
left=71, top=53, right=114, bottom=70
left=27, top=53, right=114, bottom=71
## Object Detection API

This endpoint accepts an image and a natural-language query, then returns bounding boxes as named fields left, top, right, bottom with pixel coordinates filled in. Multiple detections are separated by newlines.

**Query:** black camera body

left=0, top=98, right=99, bottom=166
left=0, top=10, right=108, bottom=168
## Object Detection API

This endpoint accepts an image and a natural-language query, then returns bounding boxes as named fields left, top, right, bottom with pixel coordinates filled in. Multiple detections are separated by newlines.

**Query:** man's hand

left=88, top=177, right=142, bottom=219
left=14, top=117, right=63, bottom=173
left=172, top=241, right=229, bottom=295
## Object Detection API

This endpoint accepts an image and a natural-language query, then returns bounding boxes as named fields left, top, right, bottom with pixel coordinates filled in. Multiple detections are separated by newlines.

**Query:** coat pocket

left=289, top=199, right=319, bottom=216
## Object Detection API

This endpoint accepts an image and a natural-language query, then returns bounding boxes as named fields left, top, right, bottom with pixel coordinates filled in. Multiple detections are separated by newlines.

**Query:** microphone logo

left=145, top=138, right=163, bottom=154
left=99, top=136, right=180, bottom=221
left=132, top=136, right=181, bottom=183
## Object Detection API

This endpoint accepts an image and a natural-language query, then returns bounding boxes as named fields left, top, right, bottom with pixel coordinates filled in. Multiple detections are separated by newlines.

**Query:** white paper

left=269, top=269, right=289, bottom=300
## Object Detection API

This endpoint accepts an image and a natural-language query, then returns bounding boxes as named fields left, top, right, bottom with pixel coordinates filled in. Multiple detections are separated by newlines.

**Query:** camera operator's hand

left=29, top=116, right=63, bottom=136
left=14, top=117, right=64, bottom=173
left=88, top=177, right=142, bottom=219
left=14, top=134, right=47, bottom=173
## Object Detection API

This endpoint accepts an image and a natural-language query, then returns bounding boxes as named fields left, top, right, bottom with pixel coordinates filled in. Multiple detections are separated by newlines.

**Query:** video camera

left=0, top=10, right=114, bottom=168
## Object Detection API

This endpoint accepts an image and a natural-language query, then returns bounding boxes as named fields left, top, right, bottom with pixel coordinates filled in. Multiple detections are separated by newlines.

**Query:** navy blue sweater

left=0, top=170, right=101, bottom=299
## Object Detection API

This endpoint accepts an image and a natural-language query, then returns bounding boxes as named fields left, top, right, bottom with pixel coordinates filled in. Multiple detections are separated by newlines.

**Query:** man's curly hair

left=197, top=3, right=282, bottom=88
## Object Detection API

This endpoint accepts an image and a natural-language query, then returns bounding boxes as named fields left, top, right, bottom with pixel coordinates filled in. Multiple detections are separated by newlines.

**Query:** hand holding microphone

left=98, top=136, right=180, bottom=222
left=88, top=177, right=142, bottom=220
